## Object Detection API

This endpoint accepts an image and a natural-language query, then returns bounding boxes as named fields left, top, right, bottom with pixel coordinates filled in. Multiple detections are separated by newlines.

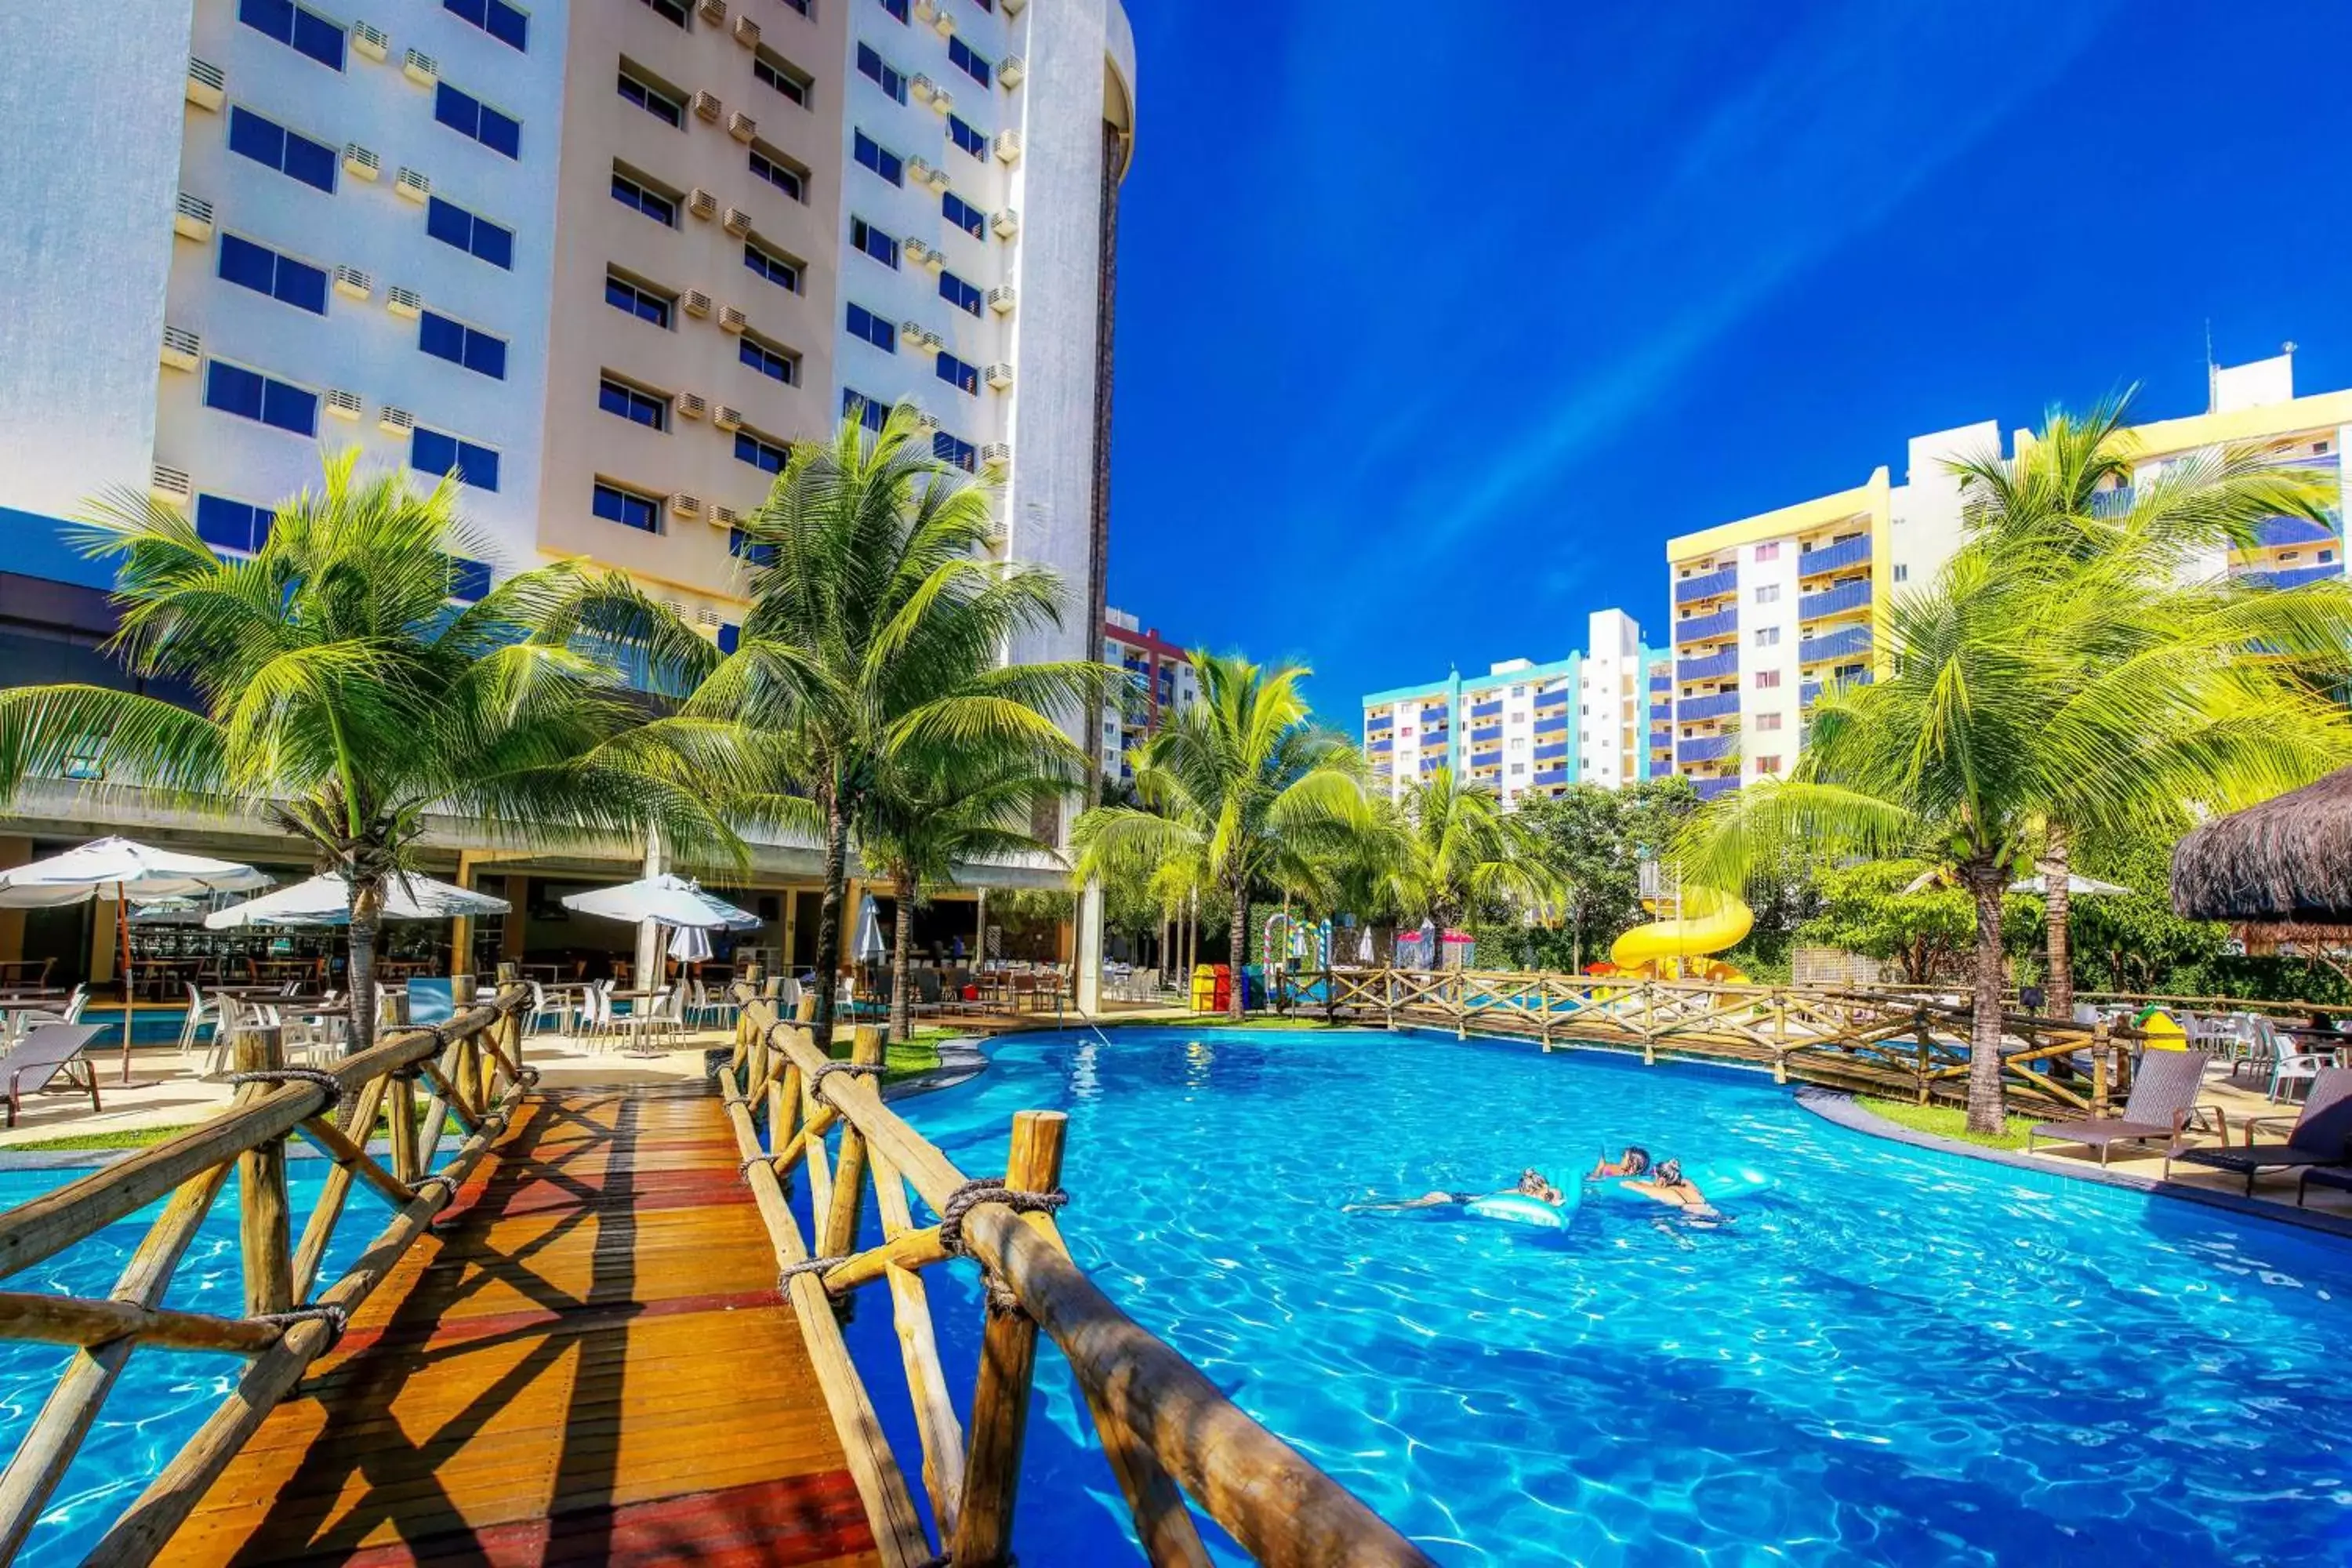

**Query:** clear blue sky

left=1103, top=0, right=2352, bottom=717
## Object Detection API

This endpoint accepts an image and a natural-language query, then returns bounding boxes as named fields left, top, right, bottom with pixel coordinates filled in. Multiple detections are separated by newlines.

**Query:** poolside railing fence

left=724, top=978, right=1434, bottom=1568
left=1276, top=967, right=2148, bottom=1116
left=0, top=978, right=535, bottom=1563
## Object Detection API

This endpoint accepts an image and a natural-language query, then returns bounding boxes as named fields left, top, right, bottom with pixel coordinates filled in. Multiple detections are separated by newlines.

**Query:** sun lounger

left=2027, top=1051, right=2213, bottom=1167
left=2298, top=1164, right=2352, bottom=1208
left=2164, top=1067, right=2352, bottom=1196
left=5, top=1024, right=108, bottom=1127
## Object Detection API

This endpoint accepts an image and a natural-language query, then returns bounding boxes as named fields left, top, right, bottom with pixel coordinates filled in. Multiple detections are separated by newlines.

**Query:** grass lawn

left=1857, top=1096, right=2038, bottom=1150
left=827, top=1028, right=949, bottom=1081
left=11, top=1109, right=468, bottom=1155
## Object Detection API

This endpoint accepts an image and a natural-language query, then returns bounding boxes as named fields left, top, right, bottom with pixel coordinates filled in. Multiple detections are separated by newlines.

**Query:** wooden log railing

left=0, top=977, right=535, bottom=1566
left=723, top=982, right=1434, bottom=1568
left=1278, top=967, right=2145, bottom=1116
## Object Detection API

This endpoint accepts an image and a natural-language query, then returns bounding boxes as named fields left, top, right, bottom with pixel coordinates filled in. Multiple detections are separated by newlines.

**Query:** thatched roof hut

left=2172, top=766, right=2352, bottom=922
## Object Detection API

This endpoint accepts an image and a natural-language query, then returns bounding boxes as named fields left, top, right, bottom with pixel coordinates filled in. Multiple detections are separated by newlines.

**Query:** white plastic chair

left=527, top=981, right=573, bottom=1039
left=177, top=982, right=217, bottom=1058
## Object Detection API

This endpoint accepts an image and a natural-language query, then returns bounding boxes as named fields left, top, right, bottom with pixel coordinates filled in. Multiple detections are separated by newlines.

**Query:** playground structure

left=1260, top=911, right=1333, bottom=973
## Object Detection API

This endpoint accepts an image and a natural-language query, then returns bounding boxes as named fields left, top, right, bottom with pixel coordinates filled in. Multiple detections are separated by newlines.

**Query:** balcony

left=1366, top=713, right=1392, bottom=731
left=1648, top=701, right=1672, bottom=723
left=1676, top=648, right=1739, bottom=683
left=1693, top=775, right=1739, bottom=801
left=1368, top=738, right=1393, bottom=754
left=1678, top=690, right=1740, bottom=722
left=1673, top=606, right=1738, bottom=645
left=1469, top=724, right=1501, bottom=744
left=1797, top=534, right=1871, bottom=577
left=1533, top=713, right=1569, bottom=735
left=1650, top=726, right=1673, bottom=749
left=1470, top=699, right=1503, bottom=719
left=1650, top=673, right=1674, bottom=692
left=1419, top=755, right=1444, bottom=773
left=1801, top=671, right=1873, bottom=706
left=1533, top=687, right=1570, bottom=710
left=1531, top=767, right=1568, bottom=786
left=1533, top=742, right=1570, bottom=761
left=1679, top=733, right=1737, bottom=764
left=2245, top=561, right=2346, bottom=590
left=2253, top=514, right=2339, bottom=548
left=1421, top=706, right=1449, bottom=724
left=1798, top=578, right=1872, bottom=622
left=1674, top=565, right=1738, bottom=604
left=1798, top=624, right=1872, bottom=666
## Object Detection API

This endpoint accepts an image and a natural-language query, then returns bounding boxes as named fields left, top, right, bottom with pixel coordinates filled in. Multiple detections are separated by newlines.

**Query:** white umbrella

left=854, top=893, right=887, bottom=964
left=206, top=871, right=510, bottom=928
left=667, top=924, right=713, bottom=964
left=0, top=837, right=270, bottom=1081
left=560, top=873, right=760, bottom=931
left=2009, top=873, right=2132, bottom=897
left=1356, top=924, right=1376, bottom=965
left=129, top=897, right=209, bottom=926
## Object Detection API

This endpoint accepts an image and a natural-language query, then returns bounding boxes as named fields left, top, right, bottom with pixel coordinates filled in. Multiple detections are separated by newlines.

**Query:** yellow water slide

left=1608, top=887, right=1753, bottom=980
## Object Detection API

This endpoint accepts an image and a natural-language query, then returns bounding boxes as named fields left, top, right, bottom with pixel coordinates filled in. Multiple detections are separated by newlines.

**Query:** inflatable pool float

left=1464, top=1186, right=1580, bottom=1229
left=1592, top=1164, right=1772, bottom=1205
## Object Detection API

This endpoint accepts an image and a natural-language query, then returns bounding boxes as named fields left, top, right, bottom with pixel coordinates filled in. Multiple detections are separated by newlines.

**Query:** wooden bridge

left=0, top=979, right=1434, bottom=1566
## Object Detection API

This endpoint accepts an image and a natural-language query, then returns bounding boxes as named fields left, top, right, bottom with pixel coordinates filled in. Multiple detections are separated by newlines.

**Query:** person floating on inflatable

left=1345, top=1168, right=1568, bottom=1227
left=1620, top=1158, right=1729, bottom=1227
left=1588, top=1145, right=1652, bottom=1179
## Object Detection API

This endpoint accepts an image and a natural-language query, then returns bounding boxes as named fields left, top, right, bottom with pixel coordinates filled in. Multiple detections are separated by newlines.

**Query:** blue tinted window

left=637, top=0, right=687, bottom=24
left=205, top=361, right=317, bottom=435
left=753, top=53, right=807, bottom=103
left=933, top=432, right=976, bottom=473
left=411, top=427, right=500, bottom=490
left=743, top=241, right=799, bottom=290
left=717, top=622, right=741, bottom=654
left=749, top=148, right=804, bottom=200
left=947, top=36, right=990, bottom=87
left=218, top=234, right=328, bottom=314
left=194, top=494, right=271, bottom=554
left=879, top=0, right=908, bottom=20
left=424, top=196, right=512, bottom=269
left=847, top=303, right=895, bottom=352
left=419, top=311, right=506, bottom=379
left=935, top=352, right=979, bottom=396
left=728, top=528, right=778, bottom=565
left=947, top=114, right=985, bottom=159
left=851, top=217, right=897, bottom=269
left=735, top=431, right=788, bottom=473
left=942, top=191, right=985, bottom=238
left=857, top=44, right=907, bottom=103
left=938, top=270, right=983, bottom=317
left=739, top=336, right=793, bottom=383
left=599, top=377, right=666, bottom=428
left=852, top=130, right=902, bottom=186
left=239, top=0, right=345, bottom=70
left=445, top=0, right=528, bottom=50
left=593, top=482, right=662, bottom=532
left=227, top=107, right=337, bottom=193
left=435, top=82, right=521, bottom=158
left=841, top=388, right=888, bottom=433
left=607, top=272, right=671, bottom=326
left=612, top=170, right=677, bottom=226
left=618, top=67, right=682, bottom=126
left=448, top=557, right=494, bottom=603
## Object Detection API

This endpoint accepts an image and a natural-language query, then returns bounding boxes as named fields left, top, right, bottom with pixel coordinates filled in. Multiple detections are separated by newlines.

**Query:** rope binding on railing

left=808, top=1059, right=884, bottom=1097
left=937, top=1176, right=1068, bottom=1261
left=224, top=1066, right=346, bottom=1097
left=409, top=1172, right=462, bottom=1206
left=248, top=1301, right=350, bottom=1349
left=778, top=1254, right=851, bottom=1291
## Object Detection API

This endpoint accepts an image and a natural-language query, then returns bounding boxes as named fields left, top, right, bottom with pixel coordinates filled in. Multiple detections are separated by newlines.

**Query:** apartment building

left=1661, top=349, right=2349, bottom=798
left=0, top=0, right=1135, bottom=673
left=1099, top=608, right=1195, bottom=786
left=1362, top=610, right=1670, bottom=808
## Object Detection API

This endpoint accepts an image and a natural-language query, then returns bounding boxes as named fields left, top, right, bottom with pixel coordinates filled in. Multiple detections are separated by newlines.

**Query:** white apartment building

left=1362, top=610, right=1671, bottom=808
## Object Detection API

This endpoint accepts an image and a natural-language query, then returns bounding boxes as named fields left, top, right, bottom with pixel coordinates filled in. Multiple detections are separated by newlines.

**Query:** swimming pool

left=856, top=1025, right=2352, bottom=1566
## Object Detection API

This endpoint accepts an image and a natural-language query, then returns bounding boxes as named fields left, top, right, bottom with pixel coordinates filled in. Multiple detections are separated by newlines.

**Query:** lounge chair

left=913, top=967, right=945, bottom=1017
left=5, top=1024, right=108, bottom=1127
left=2027, top=1051, right=2214, bottom=1167
left=2298, top=1164, right=2352, bottom=1208
left=2164, top=1067, right=2352, bottom=1196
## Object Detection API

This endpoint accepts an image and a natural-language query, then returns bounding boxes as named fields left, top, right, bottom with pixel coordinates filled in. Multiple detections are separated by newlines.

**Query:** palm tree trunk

left=1228, top=870, right=1249, bottom=1022
left=2043, top=826, right=2074, bottom=1016
left=347, top=875, right=385, bottom=1058
left=888, top=868, right=916, bottom=1044
left=811, top=789, right=848, bottom=1051
left=1962, top=858, right=2009, bottom=1136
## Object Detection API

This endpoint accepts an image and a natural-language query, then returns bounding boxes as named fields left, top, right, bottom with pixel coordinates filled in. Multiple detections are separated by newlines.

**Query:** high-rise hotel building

left=1100, top=606, right=1195, bottom=788
left=1362, top=610, right=1671, bottom=808
left=1662, top=349, right=2348, bottom=798
left=0, top=0, right=1135, bottom=717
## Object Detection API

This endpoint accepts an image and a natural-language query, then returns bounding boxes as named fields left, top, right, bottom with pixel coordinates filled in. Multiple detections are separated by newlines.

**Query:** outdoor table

left=608, top=989, right=665, bottom=1053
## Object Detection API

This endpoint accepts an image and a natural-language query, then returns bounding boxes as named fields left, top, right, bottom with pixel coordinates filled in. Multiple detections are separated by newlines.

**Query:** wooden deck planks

left=165, top=1083, right=881, bottom=1568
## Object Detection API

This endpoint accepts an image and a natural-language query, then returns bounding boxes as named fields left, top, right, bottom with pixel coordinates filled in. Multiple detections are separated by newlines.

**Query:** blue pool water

left=856, top=1026, right=2352, bottom=1567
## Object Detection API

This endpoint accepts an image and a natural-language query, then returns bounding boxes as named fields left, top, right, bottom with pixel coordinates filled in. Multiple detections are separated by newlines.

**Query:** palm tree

left=1682, top=524, right=2352, bottom=1134
left=855, top=750, right=1071, bottom=1044
left=685, top=406, right=1101, bottom=1047
left=1949, top=394, right=2349, bottom=1013
left=1383, top=765, right=1559, bottom=940
left=1070, top=653, right=1373, bottom=1020
left=0, top=452, right=734, bottom=1054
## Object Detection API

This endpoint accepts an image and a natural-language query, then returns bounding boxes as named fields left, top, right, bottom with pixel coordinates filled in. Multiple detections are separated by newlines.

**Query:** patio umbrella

left=2009, top=872, right=2132, bottom=897
left=1356, top=925, right=1376, bottom=965
left=0, top=836, right=270, bottom=1081
left=129, top=897, right=209, bottom=926
left=854, top=894, right=887, bottom=964
left=667, top=924, right=713, bottom=964
left=559, top=873, right=760, bottom=931
left=2172, top=765, right=2352, bottom=923
left=205, top=871, right=510, bottom=927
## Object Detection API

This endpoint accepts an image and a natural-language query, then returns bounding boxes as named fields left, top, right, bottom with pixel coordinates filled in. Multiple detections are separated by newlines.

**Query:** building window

left=599, top=375, right=667, bottom=430
left=435, top=82, right=521, bottom=158
left=604, top=269, right=672, bottom=326
left=593, top=481, right=662, bottom=533
left=947, top=113, right=987, bottom=160
left=947, top=34, right=991, bottom=86
left=618, top=64, right=684, bottom=127
left=942, top=191, right=985, bottom=238
left=739, top=332, right=797, bottom=384
left=216, top=234, right=328, bottom=314
left=938, top=270, right=983, bottom=316
left=1510, top=762, right=1526, bottom=776
left=728, top=526, right=778, bottom=564
left=1754, top=542, right=1780, bottom=561
left=735, top=429, right=789, bottom=473
left=754, top=49, right=810, bottom=105
left=1754, top=583, right=1780, bottom=604
left=194, top=494, right=272, bottom=554
left=1755, top=712, right=1783, bottom=731
left=204, top=361, right=318, bottom=436
left=933, top=431, right=976, bottom=472
left=419, top=311, right=508, bottom=379
left=743, top=238, right=801, bottom=291
left=426, top=197, right=514, bottom=269
left=879, top=0, right=908, bottom=19
left=238, top=0, right=345, bottom=71
left=853, top=129, right=903, bottom=186
left=1756, top=756, right=1784, bottom=775
left=1754, top=670, right=1782, bottom=688
left=850, top=216, right=898, bottom=268
left=636, top=0, right=687, bottom=27
left=448, top=557, right=493, bottom=604
left=1893, top=563, right=1909, bottom=583
left=611, top=167, right=676, bottom=225
left=1753, top=626, right=1780, bottom=648
left=847, top=301, right=896, bottom=352
left=410, top=427, right=499, bottom=491
left=227, top=107, right=337, bottom=193
left=841, top=388, right=888, bottom=433
left=749, top=146, right=806, bottom=201
left=445, top=0, right=528, bottom=51
left=935, top=352, right=979, bottom=395
left=857, top=42, right=908, bottom=103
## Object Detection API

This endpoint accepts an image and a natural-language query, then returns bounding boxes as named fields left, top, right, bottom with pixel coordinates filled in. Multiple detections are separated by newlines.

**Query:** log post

left=451, top=975, right=481, bottom=1120
left=820, top=1025, right=887, bottom=1262
left=797, top=988, right=818, bottom=1024
left=1914, top=1009, right=1932, bottom=1107
left=2091, top=1016, right=2111, bottom=1119
left=952, top=1109, right=1066, bottom=1568
left=387, top=1060, right=419, bottom=1188
left=233, top=1028, right=293, bottom=1318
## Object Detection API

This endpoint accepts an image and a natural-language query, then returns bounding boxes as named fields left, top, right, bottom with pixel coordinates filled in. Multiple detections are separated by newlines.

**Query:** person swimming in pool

left=1588, top=1145, right=1652, bottom=1179
left=1621, top=1159, right=1728, bottom=1225
left=1345, top=1168, right=1563, bottom=1214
